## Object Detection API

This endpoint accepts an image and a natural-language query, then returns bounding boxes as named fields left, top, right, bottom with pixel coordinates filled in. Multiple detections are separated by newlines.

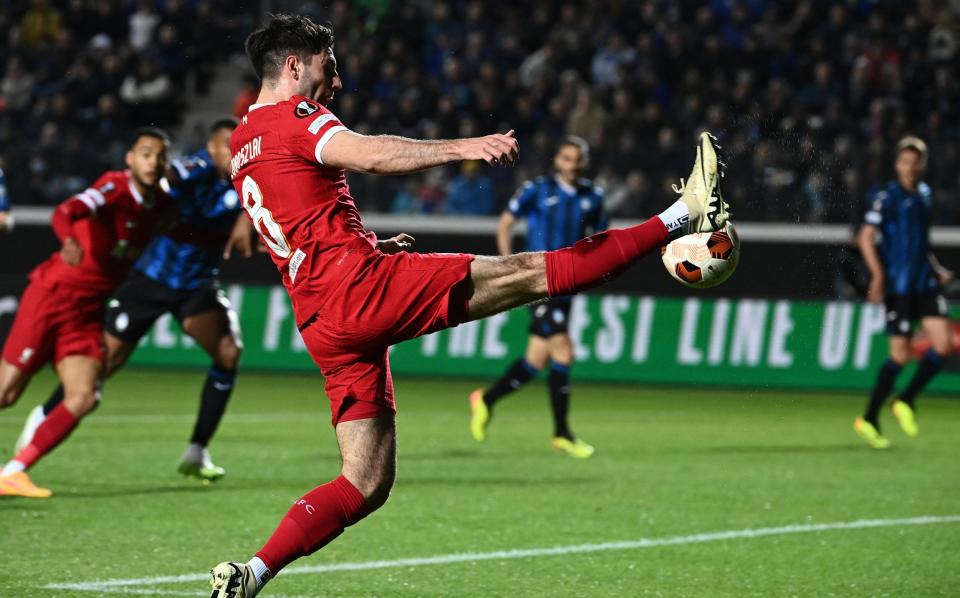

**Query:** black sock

left=190, top=366, right=237, bottom=447
left=864, top=358, right=903, bottom=428
left=899, top=350, right=946, bottom=408
left=43, top=385, right=65, bottom=415
left=483, top=358, right=538, bottom=408
left=548, top=363, right=572, bottom=440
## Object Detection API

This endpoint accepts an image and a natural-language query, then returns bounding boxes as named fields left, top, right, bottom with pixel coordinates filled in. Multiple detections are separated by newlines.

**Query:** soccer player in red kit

left=210, top=15, right=728, bottom=597
left=0, top=128, right=170, bottom=498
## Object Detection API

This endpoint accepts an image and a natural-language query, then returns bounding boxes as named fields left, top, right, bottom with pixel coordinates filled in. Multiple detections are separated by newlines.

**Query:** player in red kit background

left=210, top=15, right=728, bottom=597
left=0, top=128, right=170, bottom=498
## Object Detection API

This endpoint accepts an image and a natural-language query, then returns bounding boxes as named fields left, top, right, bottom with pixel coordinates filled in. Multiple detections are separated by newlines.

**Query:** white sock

left=1, top=460, right=27, bottom=476
left=246, top=556, right=272, bottom=589
left=658, top=200, right=690, bottom=236
left=181, top=442, right=204, bottom=463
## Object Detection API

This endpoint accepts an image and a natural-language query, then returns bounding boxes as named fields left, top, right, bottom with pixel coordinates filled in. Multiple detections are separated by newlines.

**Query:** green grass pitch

left=1, top=369, right=958, bottom=597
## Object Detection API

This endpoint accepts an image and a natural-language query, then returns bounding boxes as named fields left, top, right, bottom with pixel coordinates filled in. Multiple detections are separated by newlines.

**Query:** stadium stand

left=3, top=1, right=960, bottom=224
left=0, top=0, right=254, bottom=206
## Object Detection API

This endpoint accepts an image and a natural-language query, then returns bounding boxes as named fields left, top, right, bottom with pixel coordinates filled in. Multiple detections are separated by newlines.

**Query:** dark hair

left=210, top=117, right=239, bottom=135
left=558, top=135, right=590, bottom=161
left=131, top=126, right=170, bottom=148
left=245, top=13, right=335, bottom=82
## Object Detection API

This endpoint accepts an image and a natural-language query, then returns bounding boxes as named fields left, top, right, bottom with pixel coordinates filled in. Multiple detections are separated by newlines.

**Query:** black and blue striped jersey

left=134, top=149, right=241, bottom=290
left=863, top=180, right=937, bottom=295
left=507, top=176, right=607, bottom=252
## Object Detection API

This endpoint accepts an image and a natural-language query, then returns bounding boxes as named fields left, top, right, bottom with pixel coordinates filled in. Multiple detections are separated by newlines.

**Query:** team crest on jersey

left=295, top=100, right=320, bottom=118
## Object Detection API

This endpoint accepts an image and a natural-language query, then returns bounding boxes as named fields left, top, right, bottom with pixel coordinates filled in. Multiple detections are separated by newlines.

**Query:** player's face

left=126, top=136, right=168, bottom=188
left=554, top=145, right=585, bottom=182
left=895, top=149, right=924, bottom=189
left=207, top=127, right=234, bottom=179
left=299, top=50, right=342, bottom=105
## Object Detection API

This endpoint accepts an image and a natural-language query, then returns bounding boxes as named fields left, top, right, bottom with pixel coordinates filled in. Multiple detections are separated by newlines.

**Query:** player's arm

left=0, top=170, right=12, bottom=234
left=51, top=194, right=97, bottom=265
left=320, top=129, right=519, bottom=175
left=929, top=251, right=955, bottom=286
left=223, top=213, right=255, bottom=259
left=496, top=212, right=516, bottom=256
left=498, top=180, right=537, bottom=255
left=856, top=224, right=884, bottom=303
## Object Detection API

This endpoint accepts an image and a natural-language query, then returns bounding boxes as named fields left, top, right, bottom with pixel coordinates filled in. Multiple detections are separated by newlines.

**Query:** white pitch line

left=43, top=514, right=960, bottom=595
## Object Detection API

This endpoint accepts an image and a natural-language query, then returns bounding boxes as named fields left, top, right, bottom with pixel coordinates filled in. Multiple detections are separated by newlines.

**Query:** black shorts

left=105, top=271, right=234, bottom=343
left=884, top=292, right=949, bottom=336
left=529, top=297, right=573, bottom=338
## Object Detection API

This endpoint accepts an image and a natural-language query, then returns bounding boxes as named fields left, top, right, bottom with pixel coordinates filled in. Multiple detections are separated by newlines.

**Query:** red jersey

left=229, top=95, right=374, bottom=325
left=31, top=170, right=171, bottom=295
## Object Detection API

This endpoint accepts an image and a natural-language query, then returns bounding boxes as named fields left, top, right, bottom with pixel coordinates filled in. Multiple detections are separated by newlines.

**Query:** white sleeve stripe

left=171, top=160, right=189, bottom=180
left=75, top=193, right=98, bottom=212
left=85, top=188, right=106, bottom=206
left=308, top=114, right=339, bottom=135
left=315, top=126, right=348, bottom=164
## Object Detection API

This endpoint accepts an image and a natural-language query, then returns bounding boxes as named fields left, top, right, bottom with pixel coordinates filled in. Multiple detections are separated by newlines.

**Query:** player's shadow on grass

left=677, top=443, right=869, bottom=455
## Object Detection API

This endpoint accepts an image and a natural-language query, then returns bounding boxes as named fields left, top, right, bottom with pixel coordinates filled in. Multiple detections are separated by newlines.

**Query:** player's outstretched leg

left=467, top=132, right=726, bottom=323
left=210, top=415, right=394, bottom=597
left=891, top=316, right=952, bottom=438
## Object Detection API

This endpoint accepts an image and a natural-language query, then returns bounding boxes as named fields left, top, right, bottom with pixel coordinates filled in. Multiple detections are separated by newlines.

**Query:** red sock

left=545, top=218, right=669, bottom=296
left=256, top=475, right=367, bottom=574
left=13, top=403, right=79, bottom=469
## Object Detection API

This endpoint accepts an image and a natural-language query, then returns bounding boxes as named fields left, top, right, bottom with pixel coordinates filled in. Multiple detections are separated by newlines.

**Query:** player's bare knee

left=0, top=386, right=20, bottom=408
left=63, top=388, right=98, bottom=416
left=889, top=345, right=910, bottom=365
left=342, top=461, right=395, bottom=510
left=215, top=338, right=243, bottom=370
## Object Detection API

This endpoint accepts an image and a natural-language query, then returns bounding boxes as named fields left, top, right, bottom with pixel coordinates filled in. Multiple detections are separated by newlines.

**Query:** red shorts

left=299, top=250, right=475, bottom=426
left=1, top=279, right=107, bottom=373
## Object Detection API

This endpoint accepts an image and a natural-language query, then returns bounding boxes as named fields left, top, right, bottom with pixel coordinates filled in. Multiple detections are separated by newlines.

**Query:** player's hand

left=377, top=233, right=415, bottom=254
left=867, top=276, right=884, bottom=304
left=458, top=130, right=519, bottom=167
left=937, top=267, right=955, bottom=286
left=0, top=211, right=12, bottom=234
left=223, top=216, right=255, bottom=259
left=61, top=237, right=83, bottom=266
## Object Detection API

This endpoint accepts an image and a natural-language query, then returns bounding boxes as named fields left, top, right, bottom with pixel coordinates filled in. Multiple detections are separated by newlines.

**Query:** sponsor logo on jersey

left=295, top=99, right=320, bottom=118
left=289, top=248, right=307, bottom=283
left=18, top=347, right=34, bottom=364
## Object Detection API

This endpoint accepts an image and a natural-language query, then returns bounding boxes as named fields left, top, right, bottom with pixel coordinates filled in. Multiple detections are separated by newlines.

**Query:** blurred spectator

left=128, top=0, right=159, bottom=52
left=446, top=161, right=495, bottom=215
left=232, top=74, right=260, bottom=119
left=20, top=0, right=62, bottom=50
left=120, top=57, right=173, bottom=125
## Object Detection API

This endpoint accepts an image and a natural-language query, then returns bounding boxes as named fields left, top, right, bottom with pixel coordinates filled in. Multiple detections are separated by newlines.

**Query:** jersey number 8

left=242, top=175, right=291, bottom=258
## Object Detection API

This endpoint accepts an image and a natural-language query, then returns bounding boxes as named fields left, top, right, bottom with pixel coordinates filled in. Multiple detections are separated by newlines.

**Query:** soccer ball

left=661, top=222, right=740, bottom=288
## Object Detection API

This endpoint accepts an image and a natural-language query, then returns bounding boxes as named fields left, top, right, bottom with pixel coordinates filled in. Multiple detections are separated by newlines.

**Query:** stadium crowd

left=0, top=0, right=253, bottom=205
left=3, top=1, right=960, bottom=224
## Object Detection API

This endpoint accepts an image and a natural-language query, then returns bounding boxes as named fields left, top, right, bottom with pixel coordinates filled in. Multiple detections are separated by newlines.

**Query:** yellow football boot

left=853, top=417, right=891, bottom=449
left=891, top=400, right=919, bottom=438
left=0, top=471, right=52, bottom=498
left=551, top=437, right=595, bottom=459
left=469, top=389, right=490, bottom=442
